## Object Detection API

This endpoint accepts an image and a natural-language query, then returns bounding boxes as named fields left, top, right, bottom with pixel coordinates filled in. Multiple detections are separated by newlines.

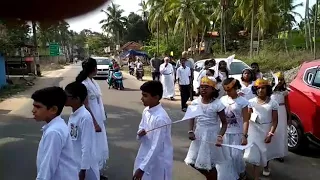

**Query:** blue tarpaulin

left=120, top=49, right=149, bottom=59
left=0, top=55, right=6, bottom=88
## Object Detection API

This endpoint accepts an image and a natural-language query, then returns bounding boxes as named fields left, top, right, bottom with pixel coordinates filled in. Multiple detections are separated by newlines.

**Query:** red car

left=288, top=60, right=320, bottom=152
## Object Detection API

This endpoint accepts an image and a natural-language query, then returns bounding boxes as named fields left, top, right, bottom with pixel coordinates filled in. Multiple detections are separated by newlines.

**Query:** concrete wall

left=0, top=55, right=7, bottom=88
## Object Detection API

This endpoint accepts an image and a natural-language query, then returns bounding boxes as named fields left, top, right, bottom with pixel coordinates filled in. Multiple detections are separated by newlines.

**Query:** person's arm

left=188, top=68, right=192, bottom=85
left=284, top=93, right=292, bottom=125
left=176, top=68, right=180, bottom=84
left=218, top=110, right=227, bottom=137
left=36, top=131, right=63, bottom=180
left=138, top=118, right=166, bottom=172
left=84, top=97, right=101, bottom=132
left=79, top=117, right=95, bottom=172
left=242, top=106, right=249, bottom=136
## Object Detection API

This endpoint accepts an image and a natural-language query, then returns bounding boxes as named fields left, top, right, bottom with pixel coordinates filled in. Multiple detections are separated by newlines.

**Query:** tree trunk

left=223, top=8, right=227, bottom=54
left=314, top=0, right=319, bottom=59
left=157, top=20, right=160, bottom=56
left=250, top=0, right=255, bottom=58
left=305, top=0, right=310, bottom=50
left=32, top=21, right=41, bottom=76
left=257, top=29, right=260, bottom=54
left=184, top=20, right=187, bottom=51
left=200, top=25, right=206, bottom=54
left=220, top=5, right=224, bottom=54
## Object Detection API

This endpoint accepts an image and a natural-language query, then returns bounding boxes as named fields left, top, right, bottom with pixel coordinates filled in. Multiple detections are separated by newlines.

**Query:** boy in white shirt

left=31, top=87, right=78, bottom=180
left=176, top=58, right=191, bottom=112
left=133, top=81, right=173, bottom=180
left=65, top=82, right=100, bottom=180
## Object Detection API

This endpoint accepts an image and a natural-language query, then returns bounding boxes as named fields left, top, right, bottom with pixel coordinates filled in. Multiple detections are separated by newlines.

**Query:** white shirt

left=37, top=116, right=78, bottom=180
left=220, top=96, right=249, bottom=134
left=239, top=81, right=255, bottom=100
left=134, top=104, right=173, bottom=180
left=191, top=97, right=225, bottom=128
left=248, top=97, right=279, bottom=124
left=68, top=106, right=99, bottom=179
left=160, top=63, right=174, bottom=75
left=176, top=66, right=191, bottom=85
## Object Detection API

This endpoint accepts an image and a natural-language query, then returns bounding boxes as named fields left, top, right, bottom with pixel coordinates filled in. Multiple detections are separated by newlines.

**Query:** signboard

left=49, top=43, right=60, bottom=56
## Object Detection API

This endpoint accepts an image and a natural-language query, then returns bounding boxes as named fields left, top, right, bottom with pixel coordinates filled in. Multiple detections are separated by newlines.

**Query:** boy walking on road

left=133, top=81, right=173, bottom=180
left=31, top=87, right=78, bottom=180
left=176, top=58, right=191, bottom=112
left=65, top=82, right=100, bottom=180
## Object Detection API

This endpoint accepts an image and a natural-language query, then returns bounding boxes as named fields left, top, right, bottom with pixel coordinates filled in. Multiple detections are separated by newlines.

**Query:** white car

left=92, top=57, right=113, bottom=79
left=193, top=58, right=250, bottom=94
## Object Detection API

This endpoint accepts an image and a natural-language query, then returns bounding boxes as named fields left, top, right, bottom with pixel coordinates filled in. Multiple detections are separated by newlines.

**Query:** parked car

left=287, top=60, right=320, bottom=152
left=193, top=58, right=250, bottom=94
left=92, top=57, right=112, bottom=79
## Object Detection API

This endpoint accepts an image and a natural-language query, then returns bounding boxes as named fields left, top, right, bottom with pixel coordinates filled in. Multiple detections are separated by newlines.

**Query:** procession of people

left=32, top=54, right=291, bottom=180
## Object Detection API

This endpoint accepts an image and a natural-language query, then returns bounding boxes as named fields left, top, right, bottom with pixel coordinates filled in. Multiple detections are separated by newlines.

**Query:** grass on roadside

left=0, top=84, right=29, bottom=102
left=214, top=49, right=316, bottom=73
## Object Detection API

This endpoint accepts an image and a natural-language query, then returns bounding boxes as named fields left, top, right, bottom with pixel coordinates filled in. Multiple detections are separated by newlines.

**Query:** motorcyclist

left=135, top=58, right=144, bottom=80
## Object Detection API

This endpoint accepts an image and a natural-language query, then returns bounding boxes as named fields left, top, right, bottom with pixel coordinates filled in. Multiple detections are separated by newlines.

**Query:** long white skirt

left=96, top=122, right=109, bottom=170
left=267, top=105, right=288, bottom=159
left=185, top=126, right=229, bottom=171
left=216, top=133, right=245, bottom=180
left=160, top=74, right=175, bottom=98
left=244, top=122, right=271, bottom=167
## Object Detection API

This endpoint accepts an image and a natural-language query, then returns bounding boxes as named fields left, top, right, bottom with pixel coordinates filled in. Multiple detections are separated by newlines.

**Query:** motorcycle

left=108, top=69, right=124, bottom=90
left=136, top=68, right=144, bottom=81
left=129, top=67, right=134, bottom=75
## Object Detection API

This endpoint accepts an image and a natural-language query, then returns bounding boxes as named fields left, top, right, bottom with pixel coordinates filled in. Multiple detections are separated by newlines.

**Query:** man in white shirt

left=65, top=82, right=100, bottom=180
left=133, top=81, right=173, bottom=180
left=176, top=58, right=191, bottom=112
left=160, top=57, right=175, bottom=100
left=31, top=87, right=78, bottom=180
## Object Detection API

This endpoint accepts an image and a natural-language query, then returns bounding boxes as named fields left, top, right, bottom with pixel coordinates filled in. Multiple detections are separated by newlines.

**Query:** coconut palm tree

left=100, top=2, right=127, bottom=46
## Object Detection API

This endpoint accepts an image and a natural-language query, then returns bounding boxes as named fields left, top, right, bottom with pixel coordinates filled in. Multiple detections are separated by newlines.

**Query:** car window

left=229, top=61, right=250, bottom=75
left=96, top=58, right=111, bottom=65
left=195, top=62, right=204, bottom=72
left=303, top=67, right=317, bottom=85
left=312, top=70, right=320, bottom=87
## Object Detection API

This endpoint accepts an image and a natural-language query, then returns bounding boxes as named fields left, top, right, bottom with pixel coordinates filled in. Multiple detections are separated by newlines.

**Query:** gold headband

left=254, top=78, right=270, bottom=87
left=275, top=71, right=284, bottom=79
left=200, top=76, right=216, bottom=88
left=223, top=79, right=236, bottom=91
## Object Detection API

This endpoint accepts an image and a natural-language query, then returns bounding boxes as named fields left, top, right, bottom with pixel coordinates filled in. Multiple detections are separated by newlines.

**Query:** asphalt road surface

left=0, top=63, right=319, bottom=180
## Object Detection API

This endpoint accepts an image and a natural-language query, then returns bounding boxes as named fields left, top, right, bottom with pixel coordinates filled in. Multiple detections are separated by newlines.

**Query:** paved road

left=0, top=64, right=319, bottom=180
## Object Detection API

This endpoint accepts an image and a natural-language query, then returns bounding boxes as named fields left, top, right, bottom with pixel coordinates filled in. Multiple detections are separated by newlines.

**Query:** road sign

left=49, top=43, right=60, bottom=56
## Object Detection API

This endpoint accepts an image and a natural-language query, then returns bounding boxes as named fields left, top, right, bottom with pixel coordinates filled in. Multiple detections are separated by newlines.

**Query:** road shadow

left=293, top=145, right=320, bottom=158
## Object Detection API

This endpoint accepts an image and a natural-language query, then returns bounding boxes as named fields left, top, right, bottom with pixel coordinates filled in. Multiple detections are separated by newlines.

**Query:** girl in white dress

left=244, top=79, right=278, bottom=180
left=217, top=78, right=250, bottom=180
left=185, top=76, right=228, bottom=180
left=76, top=58, right=109, bottom=180
left=270, top=72, right=291, bottom=162
left=239, top=68, right=255, bottom=101
left=251, top=62, right=263, bottom=80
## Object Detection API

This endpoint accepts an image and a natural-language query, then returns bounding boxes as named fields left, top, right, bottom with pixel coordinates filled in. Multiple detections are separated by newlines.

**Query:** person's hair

left=271, top=78, right=287, bottom=91
left=218, top=60, right=229, bottom=77
left=140, top=81, right=163, bottom=99
left=223, top=78, right=242, bottom=90
left=209, top=58, right=216, bottom=65
left=65, top=81, right=88, bottom=103
left=210, top=88, right=220, bottom=99
left=241, top=68, right=255, bottom=82
left=251, top=62, right=260, bottom=72
left=76, top=58, right=97, bottom=82
left=31, top=86, right=67, bottom=115
left=251, top=85, right=273, bottom=97
left=208, top=69, right=215, bottom=76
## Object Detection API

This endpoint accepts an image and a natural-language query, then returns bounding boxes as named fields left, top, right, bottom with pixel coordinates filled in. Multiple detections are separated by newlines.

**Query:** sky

left=67, top=0, right=316, bottom=33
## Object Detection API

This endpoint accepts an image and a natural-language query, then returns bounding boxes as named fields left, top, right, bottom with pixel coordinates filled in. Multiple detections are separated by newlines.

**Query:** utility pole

left=32, top=21, right=41, bottom=76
